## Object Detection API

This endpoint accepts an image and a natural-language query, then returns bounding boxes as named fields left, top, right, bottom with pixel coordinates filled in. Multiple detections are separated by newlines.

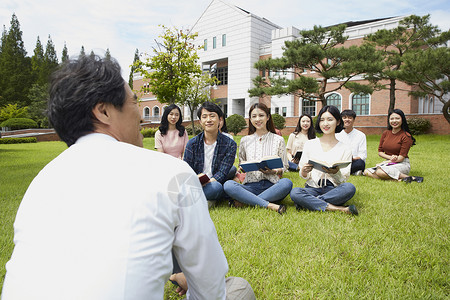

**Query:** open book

left=293, top=151, right=302, bottom=161
left=307, top=159, right=351, bottom=171
left=240, top=156, right=283, bottom=173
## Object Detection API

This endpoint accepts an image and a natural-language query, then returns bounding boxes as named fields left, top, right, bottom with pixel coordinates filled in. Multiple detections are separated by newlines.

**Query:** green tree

left=271, top=113, right=286, bottom=130
left=226, top=114, right=247, bottom=135
left=0, top=103, right=29, bottom=123
left=61, top=42, right=69, bottom=63
left=364, top=15, right=442, bottom=113
left=28, top=83, right=50, bottom=127
left=249, top=24, right=383, bottom=107
left=136, top=25, right=203, bottom=104
left=0, top=14, right=32, bottom=107
left=44, top=35, right=58, bottom=77
left=177, top=72, right=218, bottom=133
left=31, top=36, right=45, bottom=85
left=399, top=39, right=450, bottom=124
left=129, top=48, right=140, bottom=89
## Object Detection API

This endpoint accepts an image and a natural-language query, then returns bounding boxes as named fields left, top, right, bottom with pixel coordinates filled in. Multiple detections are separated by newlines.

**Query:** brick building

left=133, top=0, right=449, bottom=135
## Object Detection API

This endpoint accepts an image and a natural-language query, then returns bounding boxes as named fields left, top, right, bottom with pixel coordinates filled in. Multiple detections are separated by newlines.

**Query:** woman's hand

left=389, top=155, right=398, bottom=162
left=323, top=166, right=339, bottom=174
left=292, top=157, right=300, bottom=164
left=260, top=167, right=278, bottom=175
left=301, top=163, right=313, bottom=177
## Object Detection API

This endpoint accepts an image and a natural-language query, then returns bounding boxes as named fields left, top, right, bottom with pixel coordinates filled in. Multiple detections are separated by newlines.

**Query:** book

left=239, top=156, right=283, bottom=173
left=293, top=151, right=302, bottom=161
left=198, top=173, right=210, bottom=185
left=307, top=159, right=351, bottom=171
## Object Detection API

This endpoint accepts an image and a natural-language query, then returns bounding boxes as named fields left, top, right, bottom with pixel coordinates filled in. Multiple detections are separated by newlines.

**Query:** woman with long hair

left=286, top=114, right=316, bottom=171
left=155, top=104, right=188, bottom=159
left=290, top=105, right=358, bottom=215
left=223, top=103, right=292, bottom=214
left=364, top=108, right=421, bottom=182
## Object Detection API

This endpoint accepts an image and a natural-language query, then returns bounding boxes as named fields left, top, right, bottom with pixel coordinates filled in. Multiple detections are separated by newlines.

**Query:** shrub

left=0, top=137, right=37, bottom=144
left=0, top=104, right=29, bottom=123
left=271, top=113, right=286, bottom=130
left=407, top=117, right=432, bottom=135
left=185, top=124, right=203, bottom=136
left=226, top=114, right=247, bottom=135
left=0, top=118, right=38, bottom=130
left=141, top=127, right=158, bottom=138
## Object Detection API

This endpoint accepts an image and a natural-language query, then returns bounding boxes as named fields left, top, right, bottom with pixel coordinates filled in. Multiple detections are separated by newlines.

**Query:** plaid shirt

left=183, top=131, right=237, bottom=184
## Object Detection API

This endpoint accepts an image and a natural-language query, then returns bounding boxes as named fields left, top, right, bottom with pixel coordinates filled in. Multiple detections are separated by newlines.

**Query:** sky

left=1, top=0, right=450, bottom=78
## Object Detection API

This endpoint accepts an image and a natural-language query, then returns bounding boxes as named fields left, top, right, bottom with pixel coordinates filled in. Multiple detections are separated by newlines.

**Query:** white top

left=336, top=128, right=367, bottom=161
left=203, top=141, right=217, bottom=178
left=2, top=133, right=228, bottom=300
left=239, top=132, right=289, bottom=184
left=300, top=138, right=352, bottom=188
left=286, top=132, right=309, bottom=160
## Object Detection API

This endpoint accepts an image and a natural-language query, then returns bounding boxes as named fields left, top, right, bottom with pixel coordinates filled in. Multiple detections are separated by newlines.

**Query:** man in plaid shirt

left=184, top=102, right=237, bottom=208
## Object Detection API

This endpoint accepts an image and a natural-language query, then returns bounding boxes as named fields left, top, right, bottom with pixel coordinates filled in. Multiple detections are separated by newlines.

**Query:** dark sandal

left=277, top=204, right=287, bottom=215
left=402, top=176, right=413, bottom=183
left=412, top=176, right=424, bottom=183
left=348, top=205, right=359, bottom=215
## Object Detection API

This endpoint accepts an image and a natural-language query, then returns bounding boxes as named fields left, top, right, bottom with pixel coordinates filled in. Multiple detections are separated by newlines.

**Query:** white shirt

left=286, top=132, right=309, bottom=160
left=203, top=141, right=217, bottom=178
left=336, top=128, right=367, bottom=161
left=2, top=133, right=228, bottom=300
left=300, top=138, right=352, bottom=188
left=239, top=132, right=289, bottom=184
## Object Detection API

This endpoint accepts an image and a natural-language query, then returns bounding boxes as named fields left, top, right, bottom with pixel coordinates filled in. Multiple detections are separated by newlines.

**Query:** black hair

left=196, top=101, right=224, bottom=119
left=48, top=54, right=126, bottom=147
left=293, top=114, right=316, bottom=140
left=387, top=109, right=416, bottom=145
left=341, top=109, right=357, bottom=119
left=248, top=103, right=276, bottom=135
left=159, top=104, right=185, bottom=137
left=315, top=105, right=344, bottom=134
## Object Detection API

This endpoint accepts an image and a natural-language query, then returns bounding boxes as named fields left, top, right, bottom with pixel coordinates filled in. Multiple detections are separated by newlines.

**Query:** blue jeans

left=203, top=180, right=224, bottom=201
left=288, top=161, right=299, bottom=171
left=351, top=159, right=365, bottom=174
left=290, top=181, right=356, bottom=211
left=223, top=178, right=293, bottom=208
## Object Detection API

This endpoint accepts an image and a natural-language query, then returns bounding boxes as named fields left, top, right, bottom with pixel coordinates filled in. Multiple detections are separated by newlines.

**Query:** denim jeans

left=223, top=178, right=293, bottom=208
left=351, top=159, right=365, bottom=174
left=288, top=161, right=299, bottom=171
left=203, top=180, right=224, bottom=201
left=290, top=181, right=356, bottom=212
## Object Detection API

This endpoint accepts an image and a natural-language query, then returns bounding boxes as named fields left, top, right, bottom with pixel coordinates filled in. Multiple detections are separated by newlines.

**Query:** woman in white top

left=286, top=114, right=316, bottom=171
left=223, top=103, right=292, bottom=214
left=154, top=104, right=188, bottom=159
left=290, top=105, right=358, bottom=215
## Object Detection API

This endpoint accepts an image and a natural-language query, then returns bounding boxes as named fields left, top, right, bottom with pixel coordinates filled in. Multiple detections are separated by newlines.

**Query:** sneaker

left=354, top=170, right=363, bottom=176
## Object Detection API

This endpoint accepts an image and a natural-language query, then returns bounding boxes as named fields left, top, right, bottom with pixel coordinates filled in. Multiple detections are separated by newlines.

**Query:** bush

left=226, top=114, right=247, bottom=135
left=0, top=137, right=37, bottom=144
left=407, top=117, right=432, bottom=135
left=185, top=124, right=203, bottom=136
left=271, top=113, right=286, bottom=130
left=141, top=127, right=158, bottom=138
left=0, top=118, right=38, bottom=130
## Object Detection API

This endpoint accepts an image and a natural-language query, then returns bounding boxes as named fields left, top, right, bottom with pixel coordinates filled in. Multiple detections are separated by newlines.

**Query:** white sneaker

left=354, top=170, right=363, bottom=176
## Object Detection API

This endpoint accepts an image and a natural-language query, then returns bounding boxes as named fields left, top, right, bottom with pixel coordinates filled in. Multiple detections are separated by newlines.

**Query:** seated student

left=286, top=114, right=316, bottom=171
left=223, top=103, right=292, bottom=214
left=336, top=109, right=367, bottom=175
left=183, top=102, right=237, bottom=207
left=155, top=104, right=188, bottom=159
left=290, top=105, right=358, bottom=215
left=364, top=108, right=421, bottom=182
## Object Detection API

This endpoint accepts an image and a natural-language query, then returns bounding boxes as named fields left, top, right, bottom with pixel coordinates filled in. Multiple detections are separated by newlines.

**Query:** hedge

left=0, top=137, right=37, bottom=144
left=141, top=127, right=158, bottom=138
left=0, top=118, right=38, bottom=130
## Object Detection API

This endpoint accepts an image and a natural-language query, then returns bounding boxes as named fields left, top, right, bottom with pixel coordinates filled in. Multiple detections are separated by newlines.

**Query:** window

left=153, top=106, right=160, bottom=117
left=213, top=66, right=228, bottom=85
left=302, top=99, right=316, bottom=116
left=326, top=93, right=341, bottom=111
left=275, top=107, right=280, bottom=114
left=213, top=37, right=216, bottom=49
left=352, top=94, right=370, bottom=115
left=144, top=107, right=150, bottom=119
left=262, top=69, right=266, bottom=78
left=282, top=107, right=287, bottom=117
left=222, top=34, right=226, bottom=46
left=204, top=39, right=207, bottom=51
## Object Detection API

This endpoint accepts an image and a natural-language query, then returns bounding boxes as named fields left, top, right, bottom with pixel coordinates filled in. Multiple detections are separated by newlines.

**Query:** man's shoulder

left=352, top=128, right=366, bottom=137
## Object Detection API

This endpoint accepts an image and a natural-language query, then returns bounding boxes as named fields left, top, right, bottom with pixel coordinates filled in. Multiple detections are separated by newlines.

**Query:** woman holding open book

left=155, top=104, right=188, bottom=159
left=286, top=114, right=316, bottom=171
left=223, top=103, right=292, bottom=214
left=290, top=105, right=358, bottom=215
left=364, top=109, right=420, bottom=182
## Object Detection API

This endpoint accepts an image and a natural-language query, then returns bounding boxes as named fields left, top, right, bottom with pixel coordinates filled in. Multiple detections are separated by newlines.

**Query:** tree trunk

left=388, top=78, right=396, bottom=113
left=189, top=107, right=196, bottom=135
left=442, top=100, right=450, bottom=124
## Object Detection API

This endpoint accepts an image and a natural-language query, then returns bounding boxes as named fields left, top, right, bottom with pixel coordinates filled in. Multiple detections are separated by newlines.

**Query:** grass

left=1, top=135, right=449, bottom=299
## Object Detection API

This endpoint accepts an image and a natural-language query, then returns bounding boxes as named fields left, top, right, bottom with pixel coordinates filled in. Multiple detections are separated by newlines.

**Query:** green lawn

left=1, top=135, right=449, bottom=299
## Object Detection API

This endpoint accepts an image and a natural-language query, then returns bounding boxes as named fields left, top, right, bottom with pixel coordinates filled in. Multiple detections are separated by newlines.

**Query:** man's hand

left=169, top=273, right=188, bottom=296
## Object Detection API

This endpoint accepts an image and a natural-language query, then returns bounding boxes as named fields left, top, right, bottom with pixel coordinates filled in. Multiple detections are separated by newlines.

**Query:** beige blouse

left=286, top=132, right=309, bottom=161
left=239, top=132, right=289, bottom=184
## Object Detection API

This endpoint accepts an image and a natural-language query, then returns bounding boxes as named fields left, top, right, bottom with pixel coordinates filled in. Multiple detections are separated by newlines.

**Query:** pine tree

left=61, top=42, right=69, bottom=63
left=43, top=35, right=59, bottom=82
left=0, top=14, right=32, bottom=107
left=129, top=48, right=140, bottom=89
left=31, top=36, right=45, bottom=85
